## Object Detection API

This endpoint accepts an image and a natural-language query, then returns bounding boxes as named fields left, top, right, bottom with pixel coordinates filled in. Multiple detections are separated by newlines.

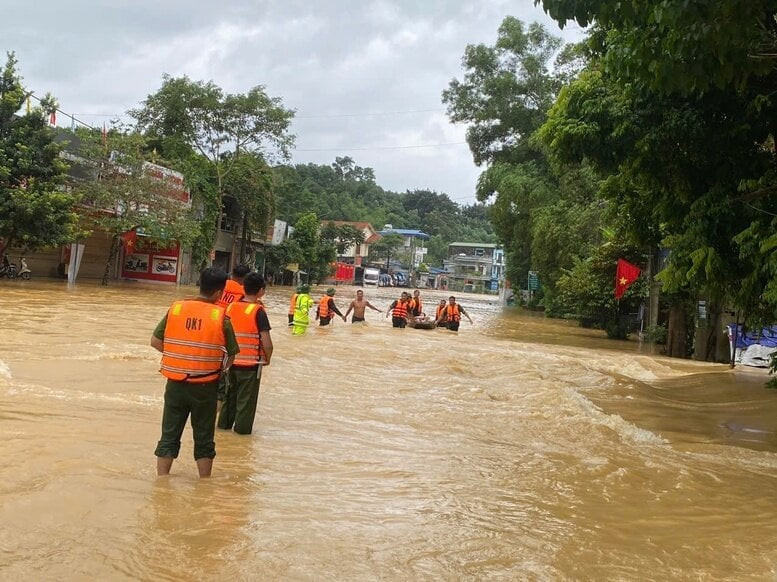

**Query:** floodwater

left=2, top=280, right=777, bottom=580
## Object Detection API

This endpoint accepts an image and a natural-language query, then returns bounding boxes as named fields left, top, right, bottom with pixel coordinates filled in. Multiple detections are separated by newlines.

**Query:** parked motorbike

left=0, top=254, right=17, bottom=279
left=17, top=257, right=31, bottom=280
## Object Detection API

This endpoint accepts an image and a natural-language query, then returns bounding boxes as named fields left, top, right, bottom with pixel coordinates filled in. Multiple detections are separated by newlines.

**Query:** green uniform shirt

left=153, top=302, right=240, bottom=356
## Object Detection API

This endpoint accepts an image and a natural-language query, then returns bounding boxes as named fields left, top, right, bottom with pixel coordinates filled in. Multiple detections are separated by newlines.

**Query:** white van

left=363, top=267, right=380, bottom=285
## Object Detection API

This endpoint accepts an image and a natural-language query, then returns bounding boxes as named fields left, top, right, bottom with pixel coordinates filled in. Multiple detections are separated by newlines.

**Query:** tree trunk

left=102, top=235, right=121, bottom=286
left=666, top=302, right=688, bottom=358
left=239, top=211, right=249, bottom=265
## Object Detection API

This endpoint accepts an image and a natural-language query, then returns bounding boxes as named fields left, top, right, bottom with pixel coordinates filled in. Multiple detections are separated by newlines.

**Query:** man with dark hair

left=345, top=289, right=382, bottom=323
left=151, top=267, right=240, bottom=478
left=218, top=272, right=273, bottom=435
left=316, top=287, right=346, bottom=325
left=442, top=296, right=473, bottom=332
left=217, top=264, right=251, bottom=307
left=386, top=291, right=411, bottom=328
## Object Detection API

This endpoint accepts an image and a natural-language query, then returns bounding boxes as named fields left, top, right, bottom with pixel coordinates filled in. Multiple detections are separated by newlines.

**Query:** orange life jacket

left=217, top=279, right=245, bottom=307
left=226, top=301, right=265, bottom=367
left=446, top=304, right=461, bottom=322
left=409, top=297, right=423, bottom=315
left=436, top=304, right=446, bottom=319
left=392, top=299, right=408, bottom=319
left=160, top=300, right=227, bottom=383
left=288, top=293, right=298, bottom=315
left=318, top=296, right=331, bottom=318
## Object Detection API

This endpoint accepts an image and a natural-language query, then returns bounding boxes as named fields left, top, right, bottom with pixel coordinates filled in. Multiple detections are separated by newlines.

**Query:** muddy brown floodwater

left=1, top=281, right=777, bottom=580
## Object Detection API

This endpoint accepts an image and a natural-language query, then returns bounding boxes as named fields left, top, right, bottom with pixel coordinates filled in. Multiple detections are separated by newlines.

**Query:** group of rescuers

left=151, top=264, right=473, bottom=478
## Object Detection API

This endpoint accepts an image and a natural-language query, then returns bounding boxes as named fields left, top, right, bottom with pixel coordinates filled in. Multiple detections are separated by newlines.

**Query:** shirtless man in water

left=345, top=289, right=382, bottom=323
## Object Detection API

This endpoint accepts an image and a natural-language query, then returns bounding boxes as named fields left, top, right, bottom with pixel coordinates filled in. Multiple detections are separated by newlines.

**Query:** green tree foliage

left=273, top=159, right=495, bottom=265
left=75, top=127, right=199, bottom=285
left=320, top=221, right=365, bottom=255
left=535, top=0, right=777, bottom=95
left=223, top=152, right=276, bottom=263
left=369, top=233, right=404, bottom=266
left=130, top=76, right=295, bottom=261
left=282, top=211, right=336, bottom=283
left=444, top=16, right=602, bottom=312
left=0, top=53, right=79, bottom=254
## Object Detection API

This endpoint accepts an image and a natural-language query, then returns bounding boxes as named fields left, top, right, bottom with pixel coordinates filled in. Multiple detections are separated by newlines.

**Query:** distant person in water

left=316, top=288, right=346, bottom=325
left=441, top=296, right=473, bottom=332
left=407, top=289, right=424, bottom=319
left=386, top=291, right=411, bottom=328
left=434, top=299, right=448, bottom=327
left=218, top=272, right=273, bottom=435
left=345, top=289, right=382, bottom=323
left=291, top=284, right=315, bottom=335
left=288, top=286, right=300, bottom=326
left=217, top=264, right=250, bottom=307
left=151, top=267, right=239, bottom=478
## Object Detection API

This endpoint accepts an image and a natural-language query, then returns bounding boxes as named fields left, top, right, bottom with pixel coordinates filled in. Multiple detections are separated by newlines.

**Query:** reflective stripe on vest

left=392, top=299, right=408, bottom=319
left=217, top=279, right=245, bottom=307
left=226, top=301, right=264, bottom=367
left=446, top=304, right=461, bottom=322
left=288, top=293, right=298, bottom=315
left=160, top=300, right=227, bottom=383
left=318, top=296, right=330, bottom=318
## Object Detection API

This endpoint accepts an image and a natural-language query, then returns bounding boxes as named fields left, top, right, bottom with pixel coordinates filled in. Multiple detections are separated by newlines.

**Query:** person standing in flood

left=386, top=291, right=411, bottom=328
left=288, top=287, right=299, bottom=327
left=217, top=264, right=250, bottom=307
left=408, top=289, right=424, bottom=320
left=434, top=298, right=448, bottom=327
left=151, top=267, right=239, bottom=478
left=291, top=284, right=315, bottom=335
left=316, top=288, right=346, bottom=325
left=218, top=272, right=273, bottom=435
left=344, top=289, right=382, bottom=323
left=442, top=296, right=473, bottom=332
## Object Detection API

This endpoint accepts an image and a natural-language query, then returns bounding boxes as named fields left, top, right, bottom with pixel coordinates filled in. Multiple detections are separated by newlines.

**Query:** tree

left=320, top=222, right=365, bottom=255
left=75, top=127, right=199, bottom=285
left=0, top=53, right=80, bottom=255
left=131, top=76, right=295, bottom=262
left=223, top=152, right=276, bottom=264
left=369, top=233, right=404, bottom=268
left=535, top=0, right=777, bottom=95
left=286, top=212, right=335, bottom=283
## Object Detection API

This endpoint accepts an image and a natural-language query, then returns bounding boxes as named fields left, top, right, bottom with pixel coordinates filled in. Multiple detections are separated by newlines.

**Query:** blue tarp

left=726, top=325, right=777, bottom=349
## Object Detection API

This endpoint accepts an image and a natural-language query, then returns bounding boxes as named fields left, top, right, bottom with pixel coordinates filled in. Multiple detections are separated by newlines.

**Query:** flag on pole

left=615, top=258, right=641, bottom=299
left=49, top=110, right=56, bottom=125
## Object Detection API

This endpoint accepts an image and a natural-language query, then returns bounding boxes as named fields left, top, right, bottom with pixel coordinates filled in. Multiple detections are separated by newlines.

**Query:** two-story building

left=443, top=242, right=505, bottom=294
left=321, top=221, right=381, bottom=265
left=378, top=226, right=430, bottom=268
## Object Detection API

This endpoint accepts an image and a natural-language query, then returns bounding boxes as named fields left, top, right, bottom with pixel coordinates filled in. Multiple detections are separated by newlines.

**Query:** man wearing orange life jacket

left=434, top=298, right=448, bottom=327
left=217, top=272, right=273, bottom=435
left=442, top=295, right=473, bottom=332
left=385, top=291, right=411, bottom=328
left=217, top=264, right=250, bottom=307
left=151, top=267, right=240, bottom=478
left=316, top=287, right=346, bottom=325
left=407, top=289, right=424, bottom=319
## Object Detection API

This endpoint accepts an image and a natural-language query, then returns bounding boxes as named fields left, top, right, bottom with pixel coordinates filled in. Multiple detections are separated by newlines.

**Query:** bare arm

left=345, top=301, right=354, bottom=318
left=260, top=331, right=273, bottom=365
left=366, top=301, right=381, bottom=312
left=150, top=335, right=164, bottom=352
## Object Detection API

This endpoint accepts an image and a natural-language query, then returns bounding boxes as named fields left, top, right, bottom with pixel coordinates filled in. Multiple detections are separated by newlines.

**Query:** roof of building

left=448, top=242, right=499, bottom=248
left=379, top=228, right=430, bottom=240
left=320, top=220, right=381, bottom=243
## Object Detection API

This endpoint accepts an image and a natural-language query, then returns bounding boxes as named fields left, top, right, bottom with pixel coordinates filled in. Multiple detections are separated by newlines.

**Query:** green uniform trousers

left=154, top=379, right=218, bottom=460
left=217, top=366, right=262, bottom=435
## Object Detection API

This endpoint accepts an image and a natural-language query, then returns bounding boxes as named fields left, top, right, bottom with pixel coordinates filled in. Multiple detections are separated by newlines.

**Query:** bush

left=643, top=324, right=667, bottom=344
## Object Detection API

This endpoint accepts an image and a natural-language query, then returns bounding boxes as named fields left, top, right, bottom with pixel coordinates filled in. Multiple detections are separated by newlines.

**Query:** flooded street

left=2, top=281, right=777, bottom=580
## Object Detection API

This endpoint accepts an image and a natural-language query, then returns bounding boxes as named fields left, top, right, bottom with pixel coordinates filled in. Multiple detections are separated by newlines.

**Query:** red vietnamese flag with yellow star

left=615, top=258, right=640, bottom=299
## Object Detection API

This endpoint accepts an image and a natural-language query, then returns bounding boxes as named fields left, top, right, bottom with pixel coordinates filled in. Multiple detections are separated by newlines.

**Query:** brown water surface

left=1, top=281, right=776, bottom=580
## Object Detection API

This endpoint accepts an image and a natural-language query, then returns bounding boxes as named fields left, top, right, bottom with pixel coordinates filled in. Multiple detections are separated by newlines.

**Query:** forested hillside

left=273, top=156, right=496, bottom=265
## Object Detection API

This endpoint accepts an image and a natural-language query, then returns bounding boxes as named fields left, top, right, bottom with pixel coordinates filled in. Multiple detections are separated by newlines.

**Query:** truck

left=363, top=267, right=380, bottom=285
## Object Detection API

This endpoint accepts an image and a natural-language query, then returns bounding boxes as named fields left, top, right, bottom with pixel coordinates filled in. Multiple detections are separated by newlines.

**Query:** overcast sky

left=3, top=1, right=582, bottom=205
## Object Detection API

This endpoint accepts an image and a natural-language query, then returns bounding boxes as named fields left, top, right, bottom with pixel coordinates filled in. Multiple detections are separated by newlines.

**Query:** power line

left=295, top=108, right=446, bottom=119
left=295, top=141, right=468, bottom=152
